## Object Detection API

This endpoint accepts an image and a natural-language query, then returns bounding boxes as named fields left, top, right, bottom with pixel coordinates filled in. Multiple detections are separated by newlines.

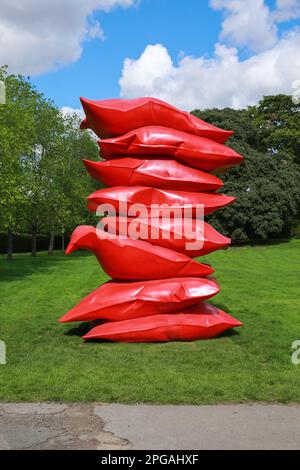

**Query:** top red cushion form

left=98, top=126, right=243, bottom=172
left=66, top=225, right=214, bottom=280
left=59, top=277, right=220, bottom=323
left=80, top=96, right=233, bottom=143
left=83, top=302, right=243, bottom=342
left=83, top=158, right=223, bottom=192
left=87, top=186, right=235, bottom=217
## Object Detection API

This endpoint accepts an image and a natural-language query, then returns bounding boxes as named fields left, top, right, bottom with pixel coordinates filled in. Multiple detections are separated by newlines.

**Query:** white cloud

left=273, top=0, right=300, bottom=22
left=119, top=31, right=300, bottom=110
left=120, top=44, right=174, bottom=95
left=119, top=0, right=300, bottom=110
left=210, top=0, right=278, bottom=52
left=0, top=0, right=136, bottom=75
left=61, top=106, right=84, bottom=119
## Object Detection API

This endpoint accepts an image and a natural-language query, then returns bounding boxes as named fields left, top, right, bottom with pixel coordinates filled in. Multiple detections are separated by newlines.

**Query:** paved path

left=0, top=403, right=299, bottom=450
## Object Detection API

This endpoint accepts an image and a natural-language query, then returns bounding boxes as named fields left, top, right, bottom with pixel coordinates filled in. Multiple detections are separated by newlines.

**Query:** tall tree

left=42, top=112, right=98, bottom=255
left=0, top=67, right=40, bottom=258
left=20, top=95, right=64, bottom=255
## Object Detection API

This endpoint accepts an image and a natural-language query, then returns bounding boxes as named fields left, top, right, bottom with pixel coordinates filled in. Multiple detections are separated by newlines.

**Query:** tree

left=19, top=92, right=64, bottom=255
left=41, top=112, right=98, bottom=255
left=0, top=67, right=41, bottom=259
left=0, top=66, right=98, bottom=258
left=208, top=149, right=300, bottom=241
left=192, top=102, right=300, bottom=242
left=249, top=94, right=300, bottom=164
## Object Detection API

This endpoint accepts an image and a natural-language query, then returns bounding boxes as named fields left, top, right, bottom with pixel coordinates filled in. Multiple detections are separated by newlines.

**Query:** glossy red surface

left=59, top=277, right=220, bottom=323
left=87, top=186, right=235, bottom=217
left=83, top=302, right=243, bottom=342
left=80, top=96, right=233, bottom=143
left=62, top=95, right=243, bottom=342
left=83, top=158, right=223, bottom=192
left=98, top=126, right=243, bottom=172
left=100, top=216, right=231, bottom=258
left=66, top=225, right=214, bottom=280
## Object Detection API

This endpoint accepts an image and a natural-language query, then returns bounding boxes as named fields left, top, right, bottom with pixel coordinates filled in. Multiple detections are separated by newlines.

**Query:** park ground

left=0, top=241, right=299, bottom=403
left=1, top=403, right=300, bottom=450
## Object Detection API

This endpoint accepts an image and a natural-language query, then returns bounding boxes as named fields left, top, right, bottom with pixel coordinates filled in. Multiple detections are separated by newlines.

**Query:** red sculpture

left=66, top=225, right=214, bottom=280
left=83, top=158, right=223, bottom=192
left=87, top=186, right=236, bottom=217
left=62, top=96, right=244, bottom=342
left=59, top=277, right=220, bottom=323
left=80, top=96, right=233, bottom=143
left=100, top=216, right=231, bottom=257
left=83, top=302, right=243, bottom=342
left=98, top=126, right=243, bottom=172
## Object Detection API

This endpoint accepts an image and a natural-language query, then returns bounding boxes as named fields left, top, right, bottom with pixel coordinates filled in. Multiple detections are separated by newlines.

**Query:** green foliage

left=0, top=66, right=39, bottom=231
left=249, top=94, right=300, bottom=162
left=192, top=99, right=300, bottom=241
left=0, top=66, right=98, bottom=253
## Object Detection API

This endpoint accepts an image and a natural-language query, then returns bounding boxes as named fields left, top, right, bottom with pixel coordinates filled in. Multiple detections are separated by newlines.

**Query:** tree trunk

left=48, top=229, right=55, bottom=255
left=61, top=231, right=65, bottom=252
left=6, top=228, right=13, bottom=261
left=31, top=225, right=37, bottom=257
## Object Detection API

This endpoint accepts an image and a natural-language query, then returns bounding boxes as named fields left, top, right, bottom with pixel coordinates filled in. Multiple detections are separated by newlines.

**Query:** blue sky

left=1, top=0, right=300, bottom=110
left=32, top=0, right=223, bottom=108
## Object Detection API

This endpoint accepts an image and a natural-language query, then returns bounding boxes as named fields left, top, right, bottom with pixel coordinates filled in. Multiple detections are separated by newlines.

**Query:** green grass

left=0, top=241, right=299, bottom=404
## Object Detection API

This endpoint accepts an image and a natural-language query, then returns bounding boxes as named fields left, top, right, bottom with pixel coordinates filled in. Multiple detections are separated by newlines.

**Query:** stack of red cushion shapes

left=65, top=225, right=214, bottom=280
left=87, top=186, right=235, bottom=217
left=62, top=96, right=244, bottom=342
left=80, top=96, right=233, bottom=143
left=83, top=303, right=243, bottom=343
left=100, top=216, right=231, bottom=257
left=98, top=126, right=243, bottom=173
left=83, top=158, right=223, bottom=192
left=59, top=277, right=220, bottom=323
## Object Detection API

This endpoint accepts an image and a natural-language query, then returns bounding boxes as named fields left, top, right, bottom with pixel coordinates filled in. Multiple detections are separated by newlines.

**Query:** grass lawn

left=0, top=241, right=299, bottom=404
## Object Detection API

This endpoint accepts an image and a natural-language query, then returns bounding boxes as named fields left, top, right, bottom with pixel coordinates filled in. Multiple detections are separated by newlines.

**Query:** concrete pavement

left=0, top=403, right=299, bottom=450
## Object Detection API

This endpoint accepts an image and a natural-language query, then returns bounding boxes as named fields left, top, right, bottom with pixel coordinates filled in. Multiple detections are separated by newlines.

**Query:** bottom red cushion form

left=59, top=277, right=220, bottom=323
left=83, top=303, right=243, bottom=342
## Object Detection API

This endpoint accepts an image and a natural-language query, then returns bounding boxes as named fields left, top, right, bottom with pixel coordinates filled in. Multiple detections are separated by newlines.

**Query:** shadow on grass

left=64, top=322, right=111, bottom=343
left=211, top=301, right=243, bottom=337
left=64, top=319, right=107, bottom=337
left=64, top=322, right=91, bottom=337
left=0, top=251, right=92, bottom=283
left=219, top=328, right=240, bottom=338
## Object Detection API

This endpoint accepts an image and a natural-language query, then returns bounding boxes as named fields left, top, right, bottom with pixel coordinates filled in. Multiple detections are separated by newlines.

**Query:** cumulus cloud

left=120, top=0, right=300, bottom=110
left=119, top=32, right=300, bottom=110
left=0, top=0, right=136, bottom=75
left=210, top=0, right=278, bottom=52
left=273, top=0, right=300, bottom=22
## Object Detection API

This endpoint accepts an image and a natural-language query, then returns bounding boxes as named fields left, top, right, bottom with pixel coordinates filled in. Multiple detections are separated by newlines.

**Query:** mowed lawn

left=0, top=241, right=299, bottom=404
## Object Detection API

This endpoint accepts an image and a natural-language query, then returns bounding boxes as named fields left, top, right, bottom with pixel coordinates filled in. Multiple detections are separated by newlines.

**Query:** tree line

left=0, top=66, right=299, bottom=259
left=193, top=95, right=300, bottom=242
left=0, top=66, right=99, bottom=259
